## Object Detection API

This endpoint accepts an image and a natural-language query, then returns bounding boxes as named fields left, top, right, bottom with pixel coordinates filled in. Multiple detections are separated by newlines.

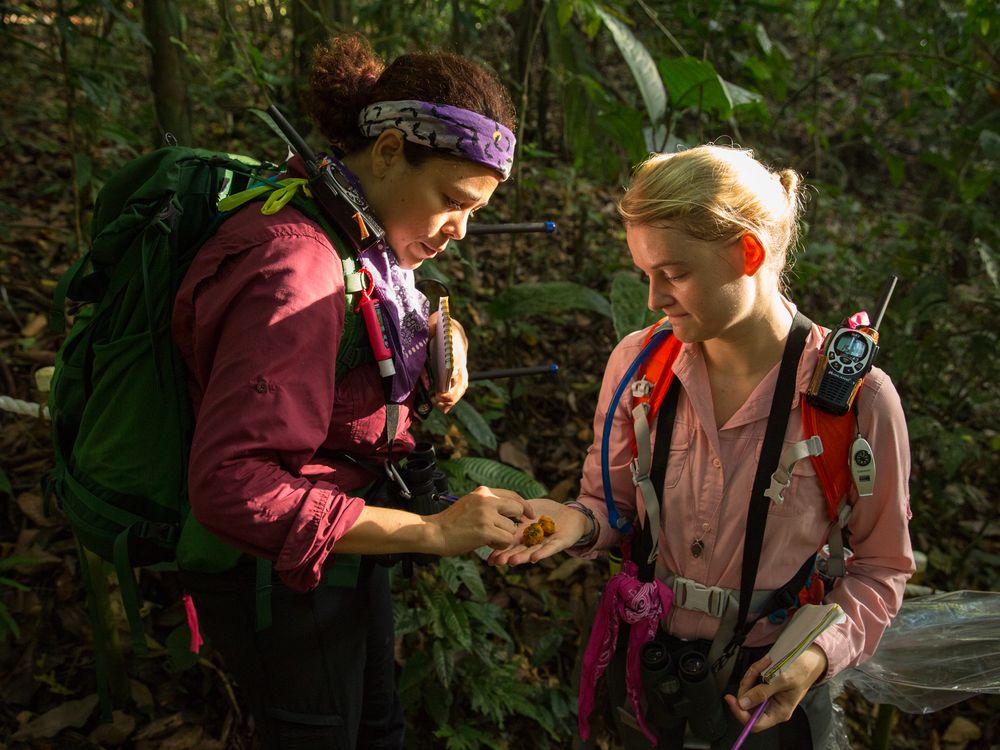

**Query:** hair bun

left=779, top=169, right=801, bottom=198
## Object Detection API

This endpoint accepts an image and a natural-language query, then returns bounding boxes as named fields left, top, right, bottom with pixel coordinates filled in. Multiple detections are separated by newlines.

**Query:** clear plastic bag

left=829, top=590, right=1000, bottom=714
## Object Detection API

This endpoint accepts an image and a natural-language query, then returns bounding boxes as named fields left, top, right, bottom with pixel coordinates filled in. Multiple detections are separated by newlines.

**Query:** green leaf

left=489, top=281, right=611, bottom=321
left=451, top=457, right=547, bottom=498
left=973, top=239, right=998, bottom=290
left=0, top=577, right=30, bottom=592
left=74, top=152, right=92, bottom=191
left=595, top=6, right=667, bottom=124
left=165, top=624, right=200, bottom=672
left=0, top=467, right=12, bottom=499
left=658, top=57, right=732, bottom=117
left=440, top=557, right=487, bottom=601
left=399, top=650, right=434, bottom=695
left=432, top=638, right=452, bottom=687
left=610, top=271, right=660, bottom=340
left=465, top=601, right=513, bottom=645
left=0, top=601, right=21, bottom=641
left=450, top=401, right=497, bottom=452
left=440, top=595, right=473, bottom=650
left=423, top=681, right=453, bottom=727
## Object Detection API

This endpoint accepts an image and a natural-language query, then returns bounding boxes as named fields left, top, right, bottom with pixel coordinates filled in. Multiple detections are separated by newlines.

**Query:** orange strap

left=802, top=385, right=856, bottom=522
left=636, top=318, right=683, bottom=420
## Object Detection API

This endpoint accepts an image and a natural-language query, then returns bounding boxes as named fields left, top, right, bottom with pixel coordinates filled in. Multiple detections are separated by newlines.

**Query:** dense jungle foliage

left=0, top=1, right=997, bottom=748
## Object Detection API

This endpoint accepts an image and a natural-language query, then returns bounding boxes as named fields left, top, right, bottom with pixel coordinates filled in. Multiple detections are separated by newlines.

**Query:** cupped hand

left=723, top=645, right=828, bottom=732
left=487, top=498, right=590, bottom=566
left=427, top=486, right=535, bottom=556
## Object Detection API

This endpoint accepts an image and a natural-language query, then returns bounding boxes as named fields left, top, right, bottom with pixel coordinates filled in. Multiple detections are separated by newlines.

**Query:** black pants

left=606, top=632, right=830, bottom=750
left=180, top=558, right=404, bottom=750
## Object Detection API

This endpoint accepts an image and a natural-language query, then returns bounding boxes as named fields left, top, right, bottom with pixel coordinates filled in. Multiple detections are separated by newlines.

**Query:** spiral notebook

left=434, top=295, right=454, bottom=393
left=761, top=603, right=846, bottom=683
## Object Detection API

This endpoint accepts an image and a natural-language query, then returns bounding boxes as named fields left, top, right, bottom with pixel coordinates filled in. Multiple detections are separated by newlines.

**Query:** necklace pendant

left=690, top=539, right=705, bottom=558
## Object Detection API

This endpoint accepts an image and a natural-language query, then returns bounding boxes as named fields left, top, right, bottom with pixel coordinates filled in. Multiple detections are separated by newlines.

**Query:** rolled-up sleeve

left=175, top=215, right=365, bottom=592
left=813, top=370, right=915, bottom=678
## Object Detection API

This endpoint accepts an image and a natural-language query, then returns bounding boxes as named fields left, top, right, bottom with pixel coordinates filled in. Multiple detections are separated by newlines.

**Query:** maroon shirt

left=172, top=203, right=417, bottom=592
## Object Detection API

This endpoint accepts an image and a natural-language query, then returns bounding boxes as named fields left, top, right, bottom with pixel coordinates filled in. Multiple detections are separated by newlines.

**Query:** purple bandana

left=358, top=99, right=516, bottom=180
left=578, top=560, right=674, bottom=745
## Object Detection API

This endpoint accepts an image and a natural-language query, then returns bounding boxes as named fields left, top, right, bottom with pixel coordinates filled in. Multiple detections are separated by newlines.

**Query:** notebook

left=761, top=603, right=846, bottom=683
left=434, top=295, right=454, bottom=392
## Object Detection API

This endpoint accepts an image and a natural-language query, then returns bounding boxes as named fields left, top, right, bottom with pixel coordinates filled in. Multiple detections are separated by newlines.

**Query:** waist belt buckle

left=675, top=578, right=729, bottom=619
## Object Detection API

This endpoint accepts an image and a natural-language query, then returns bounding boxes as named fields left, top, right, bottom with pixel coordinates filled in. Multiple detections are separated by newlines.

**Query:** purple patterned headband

left=358, top=99, right=516, bottom=180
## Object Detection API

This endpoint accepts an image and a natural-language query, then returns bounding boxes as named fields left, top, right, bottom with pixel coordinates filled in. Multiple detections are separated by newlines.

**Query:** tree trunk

left=142, top=0, right=193, bottom=147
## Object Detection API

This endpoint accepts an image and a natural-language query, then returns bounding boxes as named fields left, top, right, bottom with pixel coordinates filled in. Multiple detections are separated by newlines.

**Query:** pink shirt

left=573, top=307, right=914, bottom=679
left=172, top=204, right=416, bottom=593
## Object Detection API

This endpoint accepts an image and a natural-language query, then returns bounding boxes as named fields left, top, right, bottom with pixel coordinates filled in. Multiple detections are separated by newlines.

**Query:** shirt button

left=712, top=458, right=722, bottom=469
left=702, top=523, right=710, bottom=532
left=255, top=380, right=268, bottom=393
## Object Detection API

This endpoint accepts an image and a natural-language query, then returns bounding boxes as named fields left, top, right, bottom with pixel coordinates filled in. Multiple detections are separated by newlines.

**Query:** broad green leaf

left=720, top=78, right=762, bottom=109
left=658, top=57, right=732, bottom=117
left=399, top=650, right=434, bottom=694
left=489, top=281, right=611, bottom=321
left=440, top=595, right=472, bottom=650
left=440, top=557, right=487, bottom=601
left=452, top=457, right=547, bottom=498
left=610, top=271, right=660, bottom=340
left=595, top=6, right=667, bottom=124
left=450, top=401, right=497, bottom=452
left=432, top=638, right=452, bottom=687
left=465, top=601, right=513, bottom=645
left=165, top=625, right=199, bottom=673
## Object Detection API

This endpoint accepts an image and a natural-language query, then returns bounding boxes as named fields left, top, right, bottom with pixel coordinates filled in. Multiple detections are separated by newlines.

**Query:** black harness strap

left=635, top=378, right=681, bottom=582
left=732, top=312, right=812, bottom=644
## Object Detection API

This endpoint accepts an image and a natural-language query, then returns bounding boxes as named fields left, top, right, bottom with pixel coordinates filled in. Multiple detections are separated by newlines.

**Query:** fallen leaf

left=942, top=716, right=981, bottom=743
left=20, top=313, right=47, bottom=338
left=10, top=694, right=99, bottom=740
left=159, top=724, right=205, bottom=750
left=88, top=710, right=136, bottom=746
left=547, top=556, right=590, bottom=582
left=499, top=441, right=534, bottom=474
left=548, top=477, right=577, bottom=502
left=134, top=711, right=185, bottom=741
left=16, top=492, right=60, bottom=527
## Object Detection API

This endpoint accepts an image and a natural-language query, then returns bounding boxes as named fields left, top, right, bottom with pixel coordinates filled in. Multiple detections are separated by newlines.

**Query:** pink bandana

left=578, top=560, right=674, bottom=745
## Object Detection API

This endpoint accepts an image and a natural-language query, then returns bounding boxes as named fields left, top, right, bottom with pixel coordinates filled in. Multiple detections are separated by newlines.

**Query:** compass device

left=266, top=104, right=385, bottom=253
left=806, top=275, right=898, bottom=416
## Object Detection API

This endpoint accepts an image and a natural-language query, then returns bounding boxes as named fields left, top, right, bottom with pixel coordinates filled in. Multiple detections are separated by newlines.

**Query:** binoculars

left=637, top=639, right=728, bottom=744
left=398, top=441, right=452, bottom=518
left=374, top=442, right=452, bottom=569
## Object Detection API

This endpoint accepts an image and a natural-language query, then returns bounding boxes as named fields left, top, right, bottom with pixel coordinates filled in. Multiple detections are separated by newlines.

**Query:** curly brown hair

left=303, top=34, right=516, bottom=158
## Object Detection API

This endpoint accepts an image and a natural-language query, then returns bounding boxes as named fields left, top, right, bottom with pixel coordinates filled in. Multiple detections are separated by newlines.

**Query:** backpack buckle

left=672, top=577, right=729, bottom=619
left=630, top=378, right=653, bottom=398
left=137, top=521, right=179, bottom=547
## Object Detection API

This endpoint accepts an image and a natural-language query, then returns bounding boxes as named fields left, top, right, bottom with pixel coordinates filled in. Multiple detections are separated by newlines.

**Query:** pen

left=731, top=698, right=769, bottom=750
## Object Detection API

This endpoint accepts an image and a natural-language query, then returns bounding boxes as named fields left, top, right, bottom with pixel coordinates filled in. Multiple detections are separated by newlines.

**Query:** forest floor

left=1, top=47, right=999, bottom=750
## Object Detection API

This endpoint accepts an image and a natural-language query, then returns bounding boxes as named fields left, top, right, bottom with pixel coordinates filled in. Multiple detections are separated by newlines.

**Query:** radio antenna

left=871, top=274, right=898, bottom=331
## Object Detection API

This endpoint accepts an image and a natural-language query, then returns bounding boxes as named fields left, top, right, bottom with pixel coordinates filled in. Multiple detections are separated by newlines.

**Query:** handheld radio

left=806, top=275, right=898, bottom=417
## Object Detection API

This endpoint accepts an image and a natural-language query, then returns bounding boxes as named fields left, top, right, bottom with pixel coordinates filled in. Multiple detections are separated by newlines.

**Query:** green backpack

left=46, top=147, right=369, bottom=687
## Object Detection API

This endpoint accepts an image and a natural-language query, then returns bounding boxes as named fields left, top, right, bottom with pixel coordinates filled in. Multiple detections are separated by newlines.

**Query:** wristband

left=563, top=501, right=598, bottom=548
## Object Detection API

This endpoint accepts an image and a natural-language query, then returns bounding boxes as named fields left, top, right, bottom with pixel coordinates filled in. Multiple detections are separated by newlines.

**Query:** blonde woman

left=491, top=146, right=914, bottom=749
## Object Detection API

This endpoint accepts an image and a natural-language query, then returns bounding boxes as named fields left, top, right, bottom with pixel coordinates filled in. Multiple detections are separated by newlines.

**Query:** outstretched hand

left=487, top=498, right=591, bottom=566
left=427, top=486, right=535, bottom=556
left=723, top=645, right=828, bottom=733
